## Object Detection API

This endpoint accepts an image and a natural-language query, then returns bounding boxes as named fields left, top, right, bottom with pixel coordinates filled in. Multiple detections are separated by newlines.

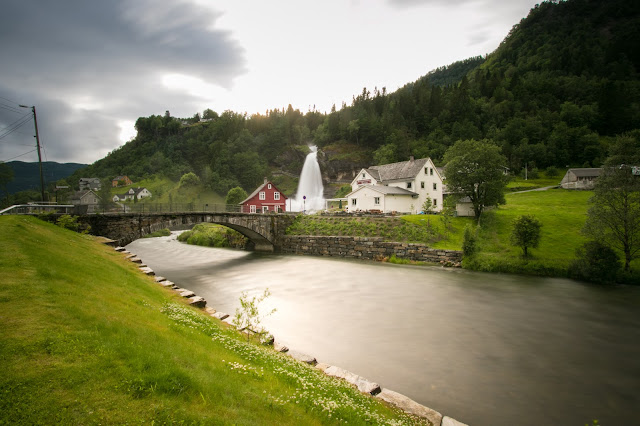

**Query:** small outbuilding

left=560, top=168, right=602, bottom=189
left=240, top=179, right=287, bottom=213
left=71, top=189, right=101, bottom=214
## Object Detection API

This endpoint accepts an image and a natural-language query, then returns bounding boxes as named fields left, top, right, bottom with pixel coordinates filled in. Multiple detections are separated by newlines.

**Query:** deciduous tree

left=444, top=139, right=509, bottom=220
left=510, top=214, right=542, bottom=258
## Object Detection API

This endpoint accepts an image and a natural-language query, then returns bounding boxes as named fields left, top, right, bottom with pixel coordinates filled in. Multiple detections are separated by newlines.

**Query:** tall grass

left=0, top=216, right=425, bottom=425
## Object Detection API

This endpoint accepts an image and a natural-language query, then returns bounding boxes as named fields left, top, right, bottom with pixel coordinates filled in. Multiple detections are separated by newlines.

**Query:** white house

left=113, top=187, right=152, bottom=202
left=346, top=157, right=443, bottom=214
left=71, top=189, right=101, bottom=214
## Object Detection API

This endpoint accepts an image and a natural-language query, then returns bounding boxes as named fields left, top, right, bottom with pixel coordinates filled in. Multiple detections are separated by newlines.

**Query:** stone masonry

left=281, top=235, right=462, bottom=265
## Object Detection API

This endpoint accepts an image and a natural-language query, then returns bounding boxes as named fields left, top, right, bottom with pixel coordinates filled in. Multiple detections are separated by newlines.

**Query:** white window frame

left=433, top=198, right=437, bottom=207
left=250, top=205, right=256, bottom=213
left=351, top=198, right=357, bottom=206
left=433, top=183, right=437, bottom=191
left=268, top=184, right=272, bottom=189
left=259, top=191, right=266, bottom=200
left=421, top=181, right=425, bottom=189
left=274, top=192, right=280, bottom=200
left=374, top=197, right=380, bottom=205
left=262, top=206, right=269, bottom=213
left=406, top=182, right=412, bottom=189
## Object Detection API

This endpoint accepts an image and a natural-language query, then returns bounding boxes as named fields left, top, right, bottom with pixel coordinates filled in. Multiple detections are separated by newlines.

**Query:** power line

left=0, top=104, right=24, bottom=114
left=0, top=95, right=21, bottom=104
left=0, top=114, right=33, bottom=140
left=1, top=148, right=37, bottom=162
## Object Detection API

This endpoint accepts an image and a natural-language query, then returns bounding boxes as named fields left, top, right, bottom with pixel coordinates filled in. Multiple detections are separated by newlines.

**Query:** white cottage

left=346, top=157, right=443, bottom=214
left=113, top=187, right=152, bottom=202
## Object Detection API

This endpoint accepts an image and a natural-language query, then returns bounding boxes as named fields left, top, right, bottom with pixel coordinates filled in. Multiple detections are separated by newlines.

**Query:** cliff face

left=316, top=145, right=372, bottom=184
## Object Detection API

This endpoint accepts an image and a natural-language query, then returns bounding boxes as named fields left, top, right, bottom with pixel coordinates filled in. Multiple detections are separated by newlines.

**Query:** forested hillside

left=70, top=0, right=640, bottom=195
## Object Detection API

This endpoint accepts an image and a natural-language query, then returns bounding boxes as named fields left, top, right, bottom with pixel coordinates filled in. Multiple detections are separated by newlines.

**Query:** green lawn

left=464, top=189, right=592, bottom=275
left=0, top=215, right=427, bottom=425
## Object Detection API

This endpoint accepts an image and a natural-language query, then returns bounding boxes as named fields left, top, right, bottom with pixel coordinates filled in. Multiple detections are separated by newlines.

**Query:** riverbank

left=286, top=188, right=638, bottom=281
left=0, top=215, right=431, bottom=425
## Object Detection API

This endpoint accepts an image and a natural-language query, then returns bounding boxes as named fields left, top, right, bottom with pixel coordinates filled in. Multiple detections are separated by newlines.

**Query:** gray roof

left=366, top=158, right=430, bottom=182
left=349, top=185, right=417, bottom=197
left=569, top=168, right=602, bottom=177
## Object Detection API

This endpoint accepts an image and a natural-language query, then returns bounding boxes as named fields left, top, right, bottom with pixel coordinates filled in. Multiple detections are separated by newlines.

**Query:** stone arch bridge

left=76, top=212, right=297, bottom=252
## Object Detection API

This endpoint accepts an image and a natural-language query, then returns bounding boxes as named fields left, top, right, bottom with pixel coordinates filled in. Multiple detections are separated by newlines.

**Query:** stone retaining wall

left=281, top=235, right=462, bottom=266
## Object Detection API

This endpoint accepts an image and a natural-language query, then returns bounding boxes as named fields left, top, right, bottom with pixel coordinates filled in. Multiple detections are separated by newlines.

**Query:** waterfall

left=289, top=146, right=325, bottom=212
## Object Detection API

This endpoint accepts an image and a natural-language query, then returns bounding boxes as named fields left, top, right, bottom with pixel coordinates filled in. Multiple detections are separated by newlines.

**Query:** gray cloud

left=0, top=0, right=246, bottom=164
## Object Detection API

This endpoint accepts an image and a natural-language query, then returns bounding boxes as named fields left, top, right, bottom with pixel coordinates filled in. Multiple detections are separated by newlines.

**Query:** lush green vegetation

left=143, top=228, right=171, bottom=238
left=286, top=215, right=450, bottom=245
left=178, top=223, right=247, bottom=249
left=0, top=215, right=426, bottom=425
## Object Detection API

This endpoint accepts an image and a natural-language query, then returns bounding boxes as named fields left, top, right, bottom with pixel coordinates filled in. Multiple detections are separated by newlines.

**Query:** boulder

left=139, top=267, right=155, bottom=276
left=376, top=388, right=442, bottom=425
left=154, top=276, right=166, bottom=283
left=324, top=366, right=380, bottom=395
left=273, top=341, right=289, bottom=353
left=212, top=312, right=229, bottom=320
left=315, top=362, right=330, bottom=372
left=287, top=350, right=317, bottom=366
left=159, top=280, right=174, bottom=287
left=188, top=296, right=207, bottom=308
left=114, top=246, right=126, bottom=252
left=130, top=257, right=143, bottom=264
left=204, top=307, right=217, bottom=315
left=179, top=290, right=196, bottom=298
left=442, top=416, right=469, bottom=426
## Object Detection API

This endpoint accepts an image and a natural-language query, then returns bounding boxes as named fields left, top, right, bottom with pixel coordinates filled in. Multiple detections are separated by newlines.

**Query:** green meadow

left=0, top=215, right=427, bottom=425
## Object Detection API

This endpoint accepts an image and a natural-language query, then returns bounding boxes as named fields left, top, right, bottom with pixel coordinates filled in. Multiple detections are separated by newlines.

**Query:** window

left=433, top=198, right=437, bottom=207
left=268, top=184, right=272, bottom=189
left=430, top=168, right=433, bottom=176
left=362, top=173, right=365, bottom=178
left=274, top=192, right=280, bottom=200
left=433, top=183, right=437, bottom=191
left=262, top=206, right=269, bottom=213
left=351, top=198, right=357, bottom=206
left=250, top=205, right=256, bottom=213
left=374, top=197, right=380, bottom=205
left=406, top=182, right=412, bottom=189
left=425, top=167, right=428, bottom=175
left=259, top=191, right=266, bottom=200
left=421, top=181, right=425, bottom=189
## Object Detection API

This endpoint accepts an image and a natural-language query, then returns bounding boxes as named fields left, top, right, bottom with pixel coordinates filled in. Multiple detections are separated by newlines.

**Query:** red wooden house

left=240, top=179, right=287, bottom=213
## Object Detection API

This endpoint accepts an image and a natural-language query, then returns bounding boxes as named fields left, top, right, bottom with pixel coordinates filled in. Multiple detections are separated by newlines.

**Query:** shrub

left=569, top=241, right=621, bottom=284
left=178, top=172, right=200, bottom=188
left=462, top=224, right=477, bottom=257
left=56, top=214, right=90, bottom=234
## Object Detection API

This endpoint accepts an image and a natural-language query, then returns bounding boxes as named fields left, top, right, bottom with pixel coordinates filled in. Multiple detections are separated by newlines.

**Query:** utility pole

left=19, top=105, right=45, bottom=202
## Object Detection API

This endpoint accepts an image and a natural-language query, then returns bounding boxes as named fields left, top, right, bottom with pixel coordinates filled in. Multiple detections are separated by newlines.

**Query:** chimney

left=264, top=177, right=268, bottom=184
left=410, top=156, right=415, bottom=161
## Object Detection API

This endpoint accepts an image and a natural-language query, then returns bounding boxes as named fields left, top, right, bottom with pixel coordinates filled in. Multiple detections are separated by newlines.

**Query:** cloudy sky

left=0, top=0, right=539, bottom=165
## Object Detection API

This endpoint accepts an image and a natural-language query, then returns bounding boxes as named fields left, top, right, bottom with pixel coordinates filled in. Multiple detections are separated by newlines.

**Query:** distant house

left=560, top=168, right=602, bottom=190
left=240, top=179, right=287, bottom=213
left=112, top=187, right=152, bottom=202
left=112, top=175, right=132, bottom=187
left=71, top=189, right=100, bottom=214
left=346, top=157, right=443, bottom=214
left=79, top=178, right=101, bottom=191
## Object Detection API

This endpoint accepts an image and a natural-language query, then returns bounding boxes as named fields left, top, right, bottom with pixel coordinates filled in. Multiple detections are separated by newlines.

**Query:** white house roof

left=366, top=157, right=430, bottom=182
left=347, top=185, right=417, bottom=197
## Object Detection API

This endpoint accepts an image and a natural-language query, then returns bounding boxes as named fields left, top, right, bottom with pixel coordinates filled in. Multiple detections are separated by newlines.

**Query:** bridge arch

left=75, top=212, right=295, bottom=252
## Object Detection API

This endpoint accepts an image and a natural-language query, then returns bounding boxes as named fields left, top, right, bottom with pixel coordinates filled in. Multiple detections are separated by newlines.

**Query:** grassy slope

left=0, top=216, right=426, bottom=425
left=465, top=189, right=592, bottom=275
left=111, top=175, right=226, bottom=206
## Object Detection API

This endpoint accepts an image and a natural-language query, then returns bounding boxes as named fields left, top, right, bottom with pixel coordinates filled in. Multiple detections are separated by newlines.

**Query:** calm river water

left=127, top=234, right=640, bottom=426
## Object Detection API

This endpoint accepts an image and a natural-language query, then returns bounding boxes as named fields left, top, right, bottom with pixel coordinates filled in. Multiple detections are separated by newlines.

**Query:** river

left=127, top=234, right=640, bottom=426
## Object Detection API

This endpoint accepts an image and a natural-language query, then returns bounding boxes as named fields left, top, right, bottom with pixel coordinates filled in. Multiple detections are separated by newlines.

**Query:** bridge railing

left=107, top=203, right=243, bottom=214
left=0, top=204, right=75, bottom=215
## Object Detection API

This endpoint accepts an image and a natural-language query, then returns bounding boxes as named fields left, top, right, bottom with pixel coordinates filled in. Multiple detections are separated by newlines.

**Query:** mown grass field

left=0, top=215, right=427, bottom=425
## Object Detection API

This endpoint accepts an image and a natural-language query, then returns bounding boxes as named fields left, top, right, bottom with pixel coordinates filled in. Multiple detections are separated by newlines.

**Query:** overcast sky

left=0, top=0, right=539, bottom=165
